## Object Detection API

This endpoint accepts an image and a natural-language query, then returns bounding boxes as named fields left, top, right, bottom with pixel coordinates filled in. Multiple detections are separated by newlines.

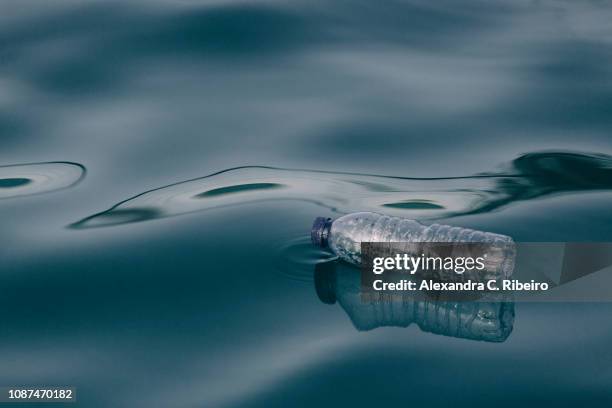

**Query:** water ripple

left=70, top=151, right=612, bottom=229
left=270, top=235, right=338, bottom=282
left=69, top=165, right=488, bottom=229
left=0, top=161, right=85, bottom=199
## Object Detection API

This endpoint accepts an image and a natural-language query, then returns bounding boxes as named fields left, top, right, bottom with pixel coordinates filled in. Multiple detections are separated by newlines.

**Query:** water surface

left=1, top=1, right=612, bottom=407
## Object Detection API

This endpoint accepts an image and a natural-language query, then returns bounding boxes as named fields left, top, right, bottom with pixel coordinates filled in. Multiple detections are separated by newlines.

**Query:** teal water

left=1, top=1, right=612, bottom=406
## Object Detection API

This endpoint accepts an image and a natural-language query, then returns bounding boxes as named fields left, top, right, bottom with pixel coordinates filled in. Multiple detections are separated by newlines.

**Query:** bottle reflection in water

left=315, top=262, right=514, bottom=343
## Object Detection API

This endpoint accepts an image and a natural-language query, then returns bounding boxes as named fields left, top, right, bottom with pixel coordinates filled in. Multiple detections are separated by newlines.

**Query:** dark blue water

left=1, top=1, right=612, bottom=406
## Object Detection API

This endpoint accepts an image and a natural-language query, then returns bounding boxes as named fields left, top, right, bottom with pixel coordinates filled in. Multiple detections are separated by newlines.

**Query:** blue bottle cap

left=311, top=216, right=333, bottom=248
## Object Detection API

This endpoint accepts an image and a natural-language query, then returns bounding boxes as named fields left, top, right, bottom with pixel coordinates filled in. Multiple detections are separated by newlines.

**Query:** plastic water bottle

left=311, top=212, right=515, bottom=278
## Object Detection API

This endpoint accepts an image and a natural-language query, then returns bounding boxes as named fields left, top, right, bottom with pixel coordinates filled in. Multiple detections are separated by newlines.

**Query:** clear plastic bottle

left=311, top=212, right=515, bottom=278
